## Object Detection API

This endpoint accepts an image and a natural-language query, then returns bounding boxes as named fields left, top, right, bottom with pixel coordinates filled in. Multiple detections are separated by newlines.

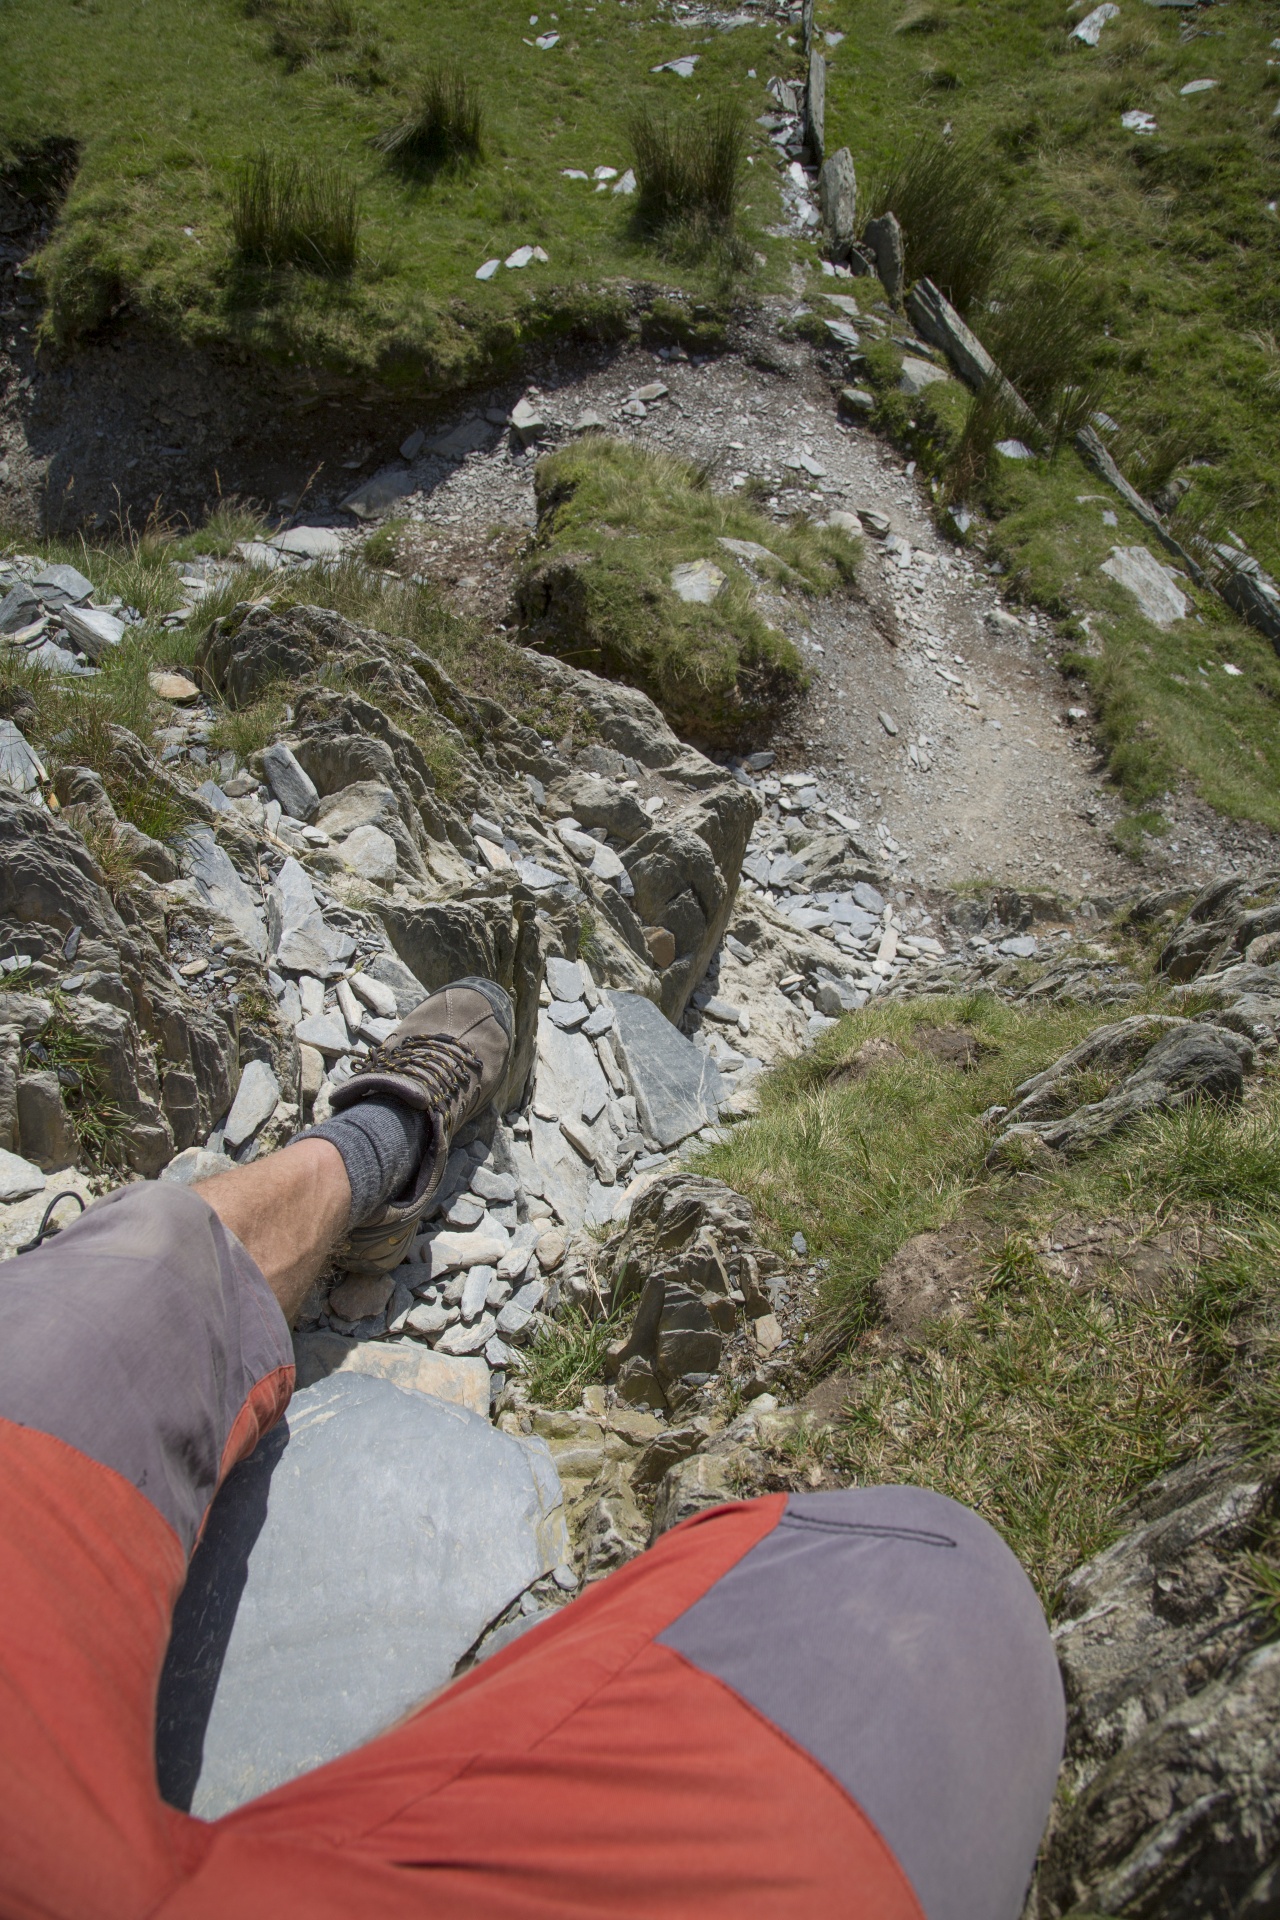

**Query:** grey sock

left=306, top=1097, right=428, bottom=1227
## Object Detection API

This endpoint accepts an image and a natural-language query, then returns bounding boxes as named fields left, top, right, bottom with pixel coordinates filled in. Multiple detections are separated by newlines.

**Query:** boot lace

left=361, top=1032, right=483, bottom=1121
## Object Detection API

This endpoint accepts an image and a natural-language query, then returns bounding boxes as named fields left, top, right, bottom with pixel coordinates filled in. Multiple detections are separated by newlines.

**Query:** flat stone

left=148, top=671, right=200, bottom=703
left=406, top=1301, right=449, bottom=1337
left=418, top=1228, right=509, bottom=1280
left=262, top=743, right=319, bottom=823
left=1100, top=546, right=1189, bottom=627
left=496, top=1301, right=535, bottom=1341
left=337, top=822, right=397, bottom=884
left=0, top=584, right=40, bottom=633
left=900, top=356, right=948, bottom=396
left=753, top=1313, right=783, bottom=1354
left=719, top=537, right=778, bottom=567
left=294, top=1011, right=351, bottom=1056
left=878, top=710, right=899, bottom=736
left=670, top=560, right=726, bottom=605
left=0, top=720, right=44, bottom=795
left=223, top=1059, right=281, bottom=1149
left=0, top=1147, right=45, bottom=1203
left=290, top=1333, right=491, bottom=1413
left=156, top=1368, right=563, bottom=1815
left=611, top=991, right=724, bottom=1149
left=435, top=1312, right=498, bottom=1356
left=546, top=956, right=585, bottom=1002
left=589, top=843, right=625, bottom=883
left=535, top=1230, right=567, bottom=1271
left=161, top=1146, right=236, bottom=1187
left=315, top=782, right=398, bottom=839
left=340, top=469, right=416, bottom=522
left=181, top=827, right=268, bottom=956
left=348, top=971, right=398, bottom=1019
left=471, top=1166, right=517, bottom=1204
left=1073, top=1, right=1119, bottom=41
left=460, top=1264, right=496, bottom=1322
left=272, top=525, right=343, bottom=559
left=583, top=1004, right=615, bottom=1038
left=445, top=1193, right=486, bottom=1230
left=32, top=563, right=94, bottom=604
left=548, top=998, right=589, bottom=1031
left=510, top=397, right=546, bottom=446
left=365, top=951, right=427, bottom=1018
left=61, top=606, right=125, bottom=661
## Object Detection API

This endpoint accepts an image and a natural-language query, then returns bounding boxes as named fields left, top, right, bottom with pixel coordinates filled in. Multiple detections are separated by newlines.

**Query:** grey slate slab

left=610, top=991, right=724, bottom=1148
left=155, top=1372, right=566, bottom=1817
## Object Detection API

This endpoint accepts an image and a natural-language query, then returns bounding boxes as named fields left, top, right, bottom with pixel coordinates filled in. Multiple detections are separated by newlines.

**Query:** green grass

left=818, top=0, right=1280, bottom=833
left=516, top=438, right=861, bottom=746
left=700, top=991, right=1280, bottom=1600
left=523, top=1302, right=626, bottom=1408
left=373, top=65, right=485, bottom=174
left=1, top=0, right=791, bottom=381
left=231, top=148, right=360, bottom=274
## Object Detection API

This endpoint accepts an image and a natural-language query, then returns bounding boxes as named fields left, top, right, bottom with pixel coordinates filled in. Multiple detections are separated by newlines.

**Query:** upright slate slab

left=611, top=991, right=723, bottom=1148
left=156, top=1371, right=567, bottom=1818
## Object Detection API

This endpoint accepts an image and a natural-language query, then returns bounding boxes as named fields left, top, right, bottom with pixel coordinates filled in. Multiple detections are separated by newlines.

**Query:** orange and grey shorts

left=0, top=1181, right=1065, bottom=1919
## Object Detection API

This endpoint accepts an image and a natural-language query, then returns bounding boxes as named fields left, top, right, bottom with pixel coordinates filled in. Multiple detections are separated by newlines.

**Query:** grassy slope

left=702, top=988, right=1280, bottom=1599
left=0, top=0, right=792, bottom=380
left=818, top=0, right=1280, bottom=835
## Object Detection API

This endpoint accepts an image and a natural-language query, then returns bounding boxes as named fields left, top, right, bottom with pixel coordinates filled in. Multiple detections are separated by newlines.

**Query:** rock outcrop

left=1031, top=1451, right=1280, bottom=1918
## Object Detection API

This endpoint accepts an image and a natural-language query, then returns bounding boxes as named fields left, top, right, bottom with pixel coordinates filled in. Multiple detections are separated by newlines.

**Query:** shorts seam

left=778, top=1514, right=957, bottom=1548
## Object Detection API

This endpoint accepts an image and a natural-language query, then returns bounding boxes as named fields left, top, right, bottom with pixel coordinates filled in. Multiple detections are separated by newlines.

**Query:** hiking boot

left=330, top=975, right=514, bottom=1278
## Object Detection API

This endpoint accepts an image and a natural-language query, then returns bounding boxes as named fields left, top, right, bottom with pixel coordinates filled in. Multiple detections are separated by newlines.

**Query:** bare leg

left=193, top=1138, right=351, bottom=1324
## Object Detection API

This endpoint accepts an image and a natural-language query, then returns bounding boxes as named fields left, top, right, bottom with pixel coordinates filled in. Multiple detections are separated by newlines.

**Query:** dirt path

left=1, top=276, right=1270, bottom=896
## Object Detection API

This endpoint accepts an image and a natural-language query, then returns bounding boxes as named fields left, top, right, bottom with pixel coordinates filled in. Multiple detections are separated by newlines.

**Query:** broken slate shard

left=0, top=721, right=45, bottom=795
left=610, top=991, right=724, bottom=1149
left=651, top=55, right=699, bottom=76
left=1072, top=3, right=1119, bottom=44
left=340, top=469, right=415, bottom=522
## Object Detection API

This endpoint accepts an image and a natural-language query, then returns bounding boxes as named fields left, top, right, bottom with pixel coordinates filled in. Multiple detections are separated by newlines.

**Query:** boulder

left=1030, top=1452, right=1280, bottom=1918
left=990, top=1021, right=1253, bottom=1164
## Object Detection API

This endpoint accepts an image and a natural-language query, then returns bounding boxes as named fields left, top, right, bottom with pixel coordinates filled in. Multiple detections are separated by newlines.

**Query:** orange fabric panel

left=0, top=1421, right=205, bottom=1920
left=163, top=1500, right=923, bottom=1920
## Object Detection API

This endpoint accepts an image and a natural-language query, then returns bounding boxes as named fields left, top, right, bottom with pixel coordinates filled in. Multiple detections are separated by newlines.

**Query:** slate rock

left=670, top=560, right=726, bottom=605
left=155, top=1371, right=565, bottom=1816
left=180, top=828, right=268, bottom=957
left=365, top=950, right=427, bottom=1018
left=0, top=583, right=41, bottom=633
left=272, top=526, right=343, bottom=559
left=900, top=356, right=948, bottom=397
left=262, top=744, right=320, bottom=823
left=418, top=1228, right=509, bottom=1279
left=223, top=1059, right=281, bottom=1149
left=863, top=212, right=904, bottom=304
left=337, top=822, right=397, bottom=884
left=1100, top=546, right=1189, bottom=627
left=817, top=145, right=856, bottom=255
left=435, top=1312, right=498, bottom=1356
left=61, top=606, right=125, bottom=661
left=546, top=956, right=585, bottom=1002
left=611, top=991, right=724, bottom=1148
left=0, top=1144, right=46, bottom=1202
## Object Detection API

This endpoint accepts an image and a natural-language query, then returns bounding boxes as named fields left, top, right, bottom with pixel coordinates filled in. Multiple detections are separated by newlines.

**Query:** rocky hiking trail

left=3, top=305, right=1280, bottom=1903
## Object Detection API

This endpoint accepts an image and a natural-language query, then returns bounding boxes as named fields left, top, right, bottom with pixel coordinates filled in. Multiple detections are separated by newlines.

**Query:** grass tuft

left=374, top=66, right=483, bottom=171
left=863, top=133, right=1011, bottom=315
left=523, top=1304, right=624, bottom=1409
left=231, top=147, right=359, bottom=275
left=630, top=99, right=749, bottom=255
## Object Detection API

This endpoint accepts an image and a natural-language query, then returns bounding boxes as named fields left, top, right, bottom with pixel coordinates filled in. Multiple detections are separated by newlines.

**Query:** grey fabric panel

left=0, top=1182, right=291, bottom=1551
left=659, top=1485, right=1064, bottom=1920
